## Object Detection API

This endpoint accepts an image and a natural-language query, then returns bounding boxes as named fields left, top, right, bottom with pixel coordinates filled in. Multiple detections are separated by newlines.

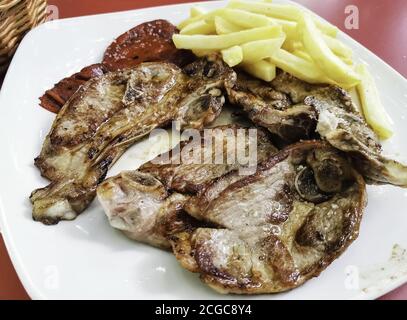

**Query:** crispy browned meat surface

left=97, top=133, right=367, bottom=295
left=170, top=141, right=366, bottom=294
left=39, top=20, right=195, bottom=113
left=97, top=124, right=278, bottom=245
left=227, top=71, right=407, bottom=187
left=30, top=57, right=235, bottom=225
left=98, top=139, right=366, bottom=294
left=140, top=124, right=278, bottom=194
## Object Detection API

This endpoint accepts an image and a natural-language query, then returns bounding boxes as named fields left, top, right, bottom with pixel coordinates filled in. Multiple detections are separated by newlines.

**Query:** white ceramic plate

left=1, top=0, right=407, bottom=300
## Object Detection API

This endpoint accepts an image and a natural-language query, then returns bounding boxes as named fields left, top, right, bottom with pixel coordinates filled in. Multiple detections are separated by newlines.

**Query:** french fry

left=269, top=17, right=299, bottom=41
left=221, top=46, right=243, bottom=67
left=218, top=8, right=274, bottom=29
left=268, top=48, right=330, bottom=84
left=356, top=64, right=393, bottom=139
left=282, top=39, right=303, bottom=52
left=227, top=0, right=302, bottom=20
left=323, top=34, right=353, bottom=58
left=241, top=38, right=285, bottom=63
left=173, top=25, right=283, bottom=50
left=214, top=16, right=243, bottom=34
left=178, top=8, right=225, bottom=29
left=313, top=18, right=338, bottom=37
left=215, top=10, right=296, bottom=39
left=300, top=13, right=360, bottom=86
left=190, top=6, right=206, bottom=18
left=180, top=19, right=216, bottom=35
left=263, top=0, right=338, bottom=36
left=178, top=0, right=355, bottom=90
left=291, top=49, right=313, bottom=62
left=283, top=38, right=352, bottom=64
left=341, top=56, right=354, bottom=65
left=242, top=60, right=276, bottom=82
left=227, top=0, right=337, bottom=36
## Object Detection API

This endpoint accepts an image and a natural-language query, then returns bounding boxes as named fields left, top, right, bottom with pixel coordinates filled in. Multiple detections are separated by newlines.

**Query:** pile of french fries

left=173, top=0, right=393, bottom=139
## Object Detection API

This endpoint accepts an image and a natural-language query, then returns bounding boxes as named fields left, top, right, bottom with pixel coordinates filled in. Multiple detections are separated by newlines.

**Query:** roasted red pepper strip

left=39, top=19, right=195, bottom=113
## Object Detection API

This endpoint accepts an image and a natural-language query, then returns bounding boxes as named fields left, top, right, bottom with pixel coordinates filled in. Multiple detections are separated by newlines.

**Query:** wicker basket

left=0, top=0, right=47, bottom=72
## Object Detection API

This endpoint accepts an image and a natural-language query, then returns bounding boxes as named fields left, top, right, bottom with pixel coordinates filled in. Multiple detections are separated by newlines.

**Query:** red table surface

left=0, top=0, right=406, bottom=300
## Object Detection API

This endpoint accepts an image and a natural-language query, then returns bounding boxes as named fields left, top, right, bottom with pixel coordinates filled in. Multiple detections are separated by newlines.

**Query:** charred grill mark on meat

left=170, top=141, right=366, bottom=294
left=98, top=137, right=366, bottom=294
left=226, top=70, right=407, bottom=187
left=97, top=124, right=278, bottom=246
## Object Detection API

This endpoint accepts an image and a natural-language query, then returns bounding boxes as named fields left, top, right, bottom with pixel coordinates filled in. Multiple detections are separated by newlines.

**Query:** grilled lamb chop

left=97, top=125, right=278, bottom=245
left=139, top=124, right=278, bottom=194
left=170, top=141, right=366, bottom=294
left=98, top=139, right=366, bottom=294
left=227, top=71, right=407, bottom=187
left=30, top=57, right=236, bottom=225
